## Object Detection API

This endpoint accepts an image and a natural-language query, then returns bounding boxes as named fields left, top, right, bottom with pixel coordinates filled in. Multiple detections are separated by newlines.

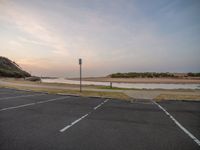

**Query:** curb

left=88, top=96, right=102, bottom=98
left=57, top=93, right=80, bottom=97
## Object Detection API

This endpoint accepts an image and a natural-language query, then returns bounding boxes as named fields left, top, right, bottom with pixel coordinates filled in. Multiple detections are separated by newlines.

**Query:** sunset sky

left=0, top=0, right=200, bottom=77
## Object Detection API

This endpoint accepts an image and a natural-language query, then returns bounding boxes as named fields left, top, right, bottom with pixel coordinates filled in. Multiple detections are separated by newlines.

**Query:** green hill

left=0, top=56, right=31, bottom=78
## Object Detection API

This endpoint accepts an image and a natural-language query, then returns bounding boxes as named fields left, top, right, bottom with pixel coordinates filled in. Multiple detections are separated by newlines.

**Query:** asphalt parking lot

left=0, top=88, right=199, bottom=150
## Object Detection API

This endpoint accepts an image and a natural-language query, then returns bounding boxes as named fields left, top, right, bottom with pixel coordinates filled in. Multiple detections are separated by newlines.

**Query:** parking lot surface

left=0, top=88, right=199, bottom=150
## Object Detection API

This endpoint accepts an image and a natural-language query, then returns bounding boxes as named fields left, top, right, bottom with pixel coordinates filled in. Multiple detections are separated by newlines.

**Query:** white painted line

left=60, top=99, right=109, bottom=132
left=94, top=99, right=108, bottom=110
left=152, top=100, right=200, bottom=147
left=0, top=93, right=45, bottom=100
left=0, top=96, right=69, bottom=112
left=0, top=103, right=35, bottom=111
left=60, top=113, right=90, bottom=132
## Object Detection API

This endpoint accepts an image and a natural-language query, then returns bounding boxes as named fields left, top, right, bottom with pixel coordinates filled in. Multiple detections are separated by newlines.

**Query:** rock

left=25, top=76, right=41, bottom=82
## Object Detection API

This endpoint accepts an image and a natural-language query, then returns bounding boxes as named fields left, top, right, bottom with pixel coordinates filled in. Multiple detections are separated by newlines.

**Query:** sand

left=70, top=77, right=200, bottom=84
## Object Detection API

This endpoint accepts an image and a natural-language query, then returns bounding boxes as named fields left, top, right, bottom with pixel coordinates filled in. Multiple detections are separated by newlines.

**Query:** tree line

left=110, top=72, right=200, bottom=78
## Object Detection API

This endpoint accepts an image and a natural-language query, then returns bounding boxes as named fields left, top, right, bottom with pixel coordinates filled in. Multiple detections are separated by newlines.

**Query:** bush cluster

left=187, top=72, right=200, bottom=77
left=110, top=72, right=175, bottom=78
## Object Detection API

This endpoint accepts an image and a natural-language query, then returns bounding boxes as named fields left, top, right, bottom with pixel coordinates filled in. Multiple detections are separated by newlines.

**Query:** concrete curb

left=57, top=93, right=80, bottom=97
left=88, top=96, right=102, bottom=98
left=57, top=93, right=113, bottom=100
left=155, top=99, right=200, bottom=103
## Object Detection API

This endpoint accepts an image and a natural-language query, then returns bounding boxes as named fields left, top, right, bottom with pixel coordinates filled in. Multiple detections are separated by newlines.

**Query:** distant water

left=42, top=78, right=200, bottom=90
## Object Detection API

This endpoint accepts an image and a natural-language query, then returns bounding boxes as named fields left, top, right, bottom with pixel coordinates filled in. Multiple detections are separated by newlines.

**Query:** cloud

left=0, top=0, right=199, bottom=76
left=0, top=1, right=69, bottom=56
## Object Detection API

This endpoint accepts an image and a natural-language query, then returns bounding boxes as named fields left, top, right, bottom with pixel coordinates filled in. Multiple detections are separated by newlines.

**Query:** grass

left=1, top=78, right=140, bottom=90
left=97, top=86, right=134, bottom=90
left=1, top=77, right=200, bottom=101
left=1, top=77, right=102, bottom=88
left=0, top=85, right=131, bottom=101
left=155, top=94, right=200, bottom=101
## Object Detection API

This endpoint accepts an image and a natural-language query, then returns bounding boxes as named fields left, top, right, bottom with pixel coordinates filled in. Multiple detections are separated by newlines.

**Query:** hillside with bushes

left=0, top=56, right=31, bottom=78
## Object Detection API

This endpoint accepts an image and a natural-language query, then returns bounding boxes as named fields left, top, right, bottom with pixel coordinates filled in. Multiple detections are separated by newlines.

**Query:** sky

left=0, top=0, right=200, bottom=77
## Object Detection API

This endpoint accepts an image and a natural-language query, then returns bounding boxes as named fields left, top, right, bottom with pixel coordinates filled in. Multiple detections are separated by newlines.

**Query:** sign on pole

left=79, top=58, right=82, bottom=92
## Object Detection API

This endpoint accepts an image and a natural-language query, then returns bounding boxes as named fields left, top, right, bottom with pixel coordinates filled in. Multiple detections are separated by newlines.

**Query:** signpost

left=79, top=58, right=82, bottom=92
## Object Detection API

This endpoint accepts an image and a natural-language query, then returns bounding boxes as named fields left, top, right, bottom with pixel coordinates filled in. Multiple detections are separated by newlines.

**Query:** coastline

left=68, top=77, right=200, bottom=84
left=0, top=78, right=200, bottom=101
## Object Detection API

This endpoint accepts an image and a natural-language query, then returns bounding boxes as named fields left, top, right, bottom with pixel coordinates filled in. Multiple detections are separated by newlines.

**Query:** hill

left=0, top=56, right=31, bottom=78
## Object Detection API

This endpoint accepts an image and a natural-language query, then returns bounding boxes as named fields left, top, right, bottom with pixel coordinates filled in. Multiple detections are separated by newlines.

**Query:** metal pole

left=79, top=58, right=82, bottom=92
left=80, top=62, right=82, bottom=92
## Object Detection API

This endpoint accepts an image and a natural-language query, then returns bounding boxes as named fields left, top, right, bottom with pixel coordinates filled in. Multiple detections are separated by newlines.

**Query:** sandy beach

left=69, top=77, right=200, bottom=84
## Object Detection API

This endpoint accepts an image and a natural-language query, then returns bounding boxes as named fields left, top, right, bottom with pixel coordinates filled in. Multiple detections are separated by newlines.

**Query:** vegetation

left=187, top=72, right=200, bottom=77
left=0, top=84, right=130, bottom=101
left=110, top=72, right=175, bottom=78
left=98, top=86, right=135, bottom=90
left=110, top=72, right=200, bottom=78
left=0, top=56, right=31, bottom=78
left=155, top=94, right=200, bottom=101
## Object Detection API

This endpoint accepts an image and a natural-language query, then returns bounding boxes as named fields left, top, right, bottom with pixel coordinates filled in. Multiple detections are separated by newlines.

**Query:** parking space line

left=60, top=99, right=109, bottom=133
left=152, top=100, right=200, bottom=147
left=0, top=96, right=69, bottom=112
left=0, top=93, right=46, bottom=100
left=94, top=99, right=108, bottom=110
left=60, top=113, right=90, bottom=132
left=0, top=92, right=12, bottom=94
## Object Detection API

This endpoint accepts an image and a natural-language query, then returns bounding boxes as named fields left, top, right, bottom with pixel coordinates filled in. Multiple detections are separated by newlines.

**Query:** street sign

left=79, top=58, right=82, bottom=65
